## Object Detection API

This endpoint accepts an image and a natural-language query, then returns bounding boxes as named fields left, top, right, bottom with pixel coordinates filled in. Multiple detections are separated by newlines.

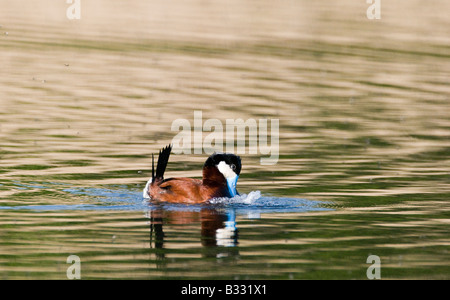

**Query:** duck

left=143, top=145, right=241, bottom=203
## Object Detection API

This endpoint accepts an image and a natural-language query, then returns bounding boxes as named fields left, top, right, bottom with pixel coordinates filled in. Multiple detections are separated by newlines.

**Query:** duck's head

left=203, top=152, right=242, bottom=197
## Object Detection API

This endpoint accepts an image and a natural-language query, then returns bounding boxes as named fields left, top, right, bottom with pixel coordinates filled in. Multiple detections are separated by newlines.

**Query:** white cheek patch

left=217, top=161, right=237, bottom=179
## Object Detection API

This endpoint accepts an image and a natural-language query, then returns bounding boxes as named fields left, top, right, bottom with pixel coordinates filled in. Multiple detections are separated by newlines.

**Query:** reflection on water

left=148, top=206, right=239, bottom=260
left=0, top=0, right=449, bottom=279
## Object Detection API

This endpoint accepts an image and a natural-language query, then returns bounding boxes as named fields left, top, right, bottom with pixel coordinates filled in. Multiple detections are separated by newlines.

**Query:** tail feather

left=152, top=153, right=155, bottom=180
left=152, top=144, right=172, bottom=182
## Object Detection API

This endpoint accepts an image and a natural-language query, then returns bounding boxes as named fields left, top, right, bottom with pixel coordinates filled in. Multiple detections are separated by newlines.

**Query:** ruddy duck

left=143, top=145, right=242, bottom=203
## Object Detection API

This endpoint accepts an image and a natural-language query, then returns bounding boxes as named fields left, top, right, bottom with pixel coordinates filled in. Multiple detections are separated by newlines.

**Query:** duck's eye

left=230, top=164, right=236, bottom=171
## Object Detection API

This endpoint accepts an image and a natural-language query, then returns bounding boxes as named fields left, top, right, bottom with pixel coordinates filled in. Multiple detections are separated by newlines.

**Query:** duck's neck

left=202, top=166, right=226, bottom=187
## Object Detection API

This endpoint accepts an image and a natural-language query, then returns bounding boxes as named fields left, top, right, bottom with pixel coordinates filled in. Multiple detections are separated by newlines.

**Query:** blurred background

left=0, top=0, right=448, bottom=279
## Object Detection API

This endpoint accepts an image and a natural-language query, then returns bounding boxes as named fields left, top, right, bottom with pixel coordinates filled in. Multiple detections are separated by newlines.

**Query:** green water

left=0, top=0, right=449, bottom=279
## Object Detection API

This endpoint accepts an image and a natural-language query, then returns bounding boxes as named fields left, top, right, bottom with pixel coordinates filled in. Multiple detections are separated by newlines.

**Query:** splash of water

left=208, top=190, right=262, bottom=205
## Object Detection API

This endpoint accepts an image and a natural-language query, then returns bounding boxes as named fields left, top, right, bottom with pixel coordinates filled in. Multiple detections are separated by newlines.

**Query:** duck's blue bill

left=226, top=175, right=239, bottom=197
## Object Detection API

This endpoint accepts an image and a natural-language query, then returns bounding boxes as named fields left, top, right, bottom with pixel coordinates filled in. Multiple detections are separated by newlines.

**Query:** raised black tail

left=152, top=144, right=172, bottom=182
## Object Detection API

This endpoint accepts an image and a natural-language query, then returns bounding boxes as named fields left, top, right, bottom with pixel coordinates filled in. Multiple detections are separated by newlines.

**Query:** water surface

left=0, top=0, right=449, bottom=279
